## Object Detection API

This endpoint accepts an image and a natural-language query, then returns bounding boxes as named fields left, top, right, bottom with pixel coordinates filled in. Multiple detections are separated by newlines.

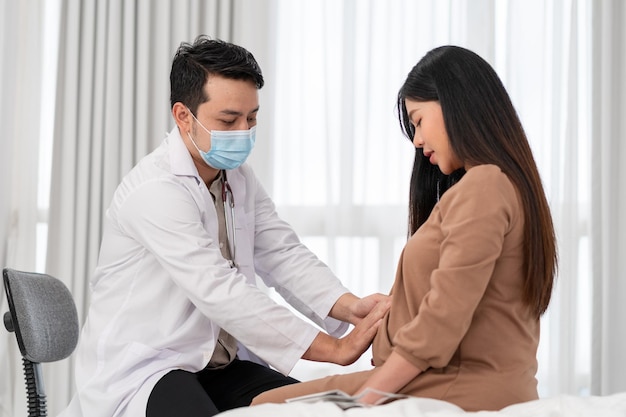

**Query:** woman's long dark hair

left=397, top=46, right=557, bottom=317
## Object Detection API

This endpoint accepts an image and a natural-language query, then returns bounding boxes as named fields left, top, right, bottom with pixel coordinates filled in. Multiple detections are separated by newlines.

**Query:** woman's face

left=405, top=99, right=464, bottom=175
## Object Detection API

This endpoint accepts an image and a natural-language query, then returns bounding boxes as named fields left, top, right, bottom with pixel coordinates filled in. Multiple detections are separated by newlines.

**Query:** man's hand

left=303, top=299, right=390, bottom=366
left=348, top=293, right=390, bottom=325
left=330, top=292, right=390, bottom=326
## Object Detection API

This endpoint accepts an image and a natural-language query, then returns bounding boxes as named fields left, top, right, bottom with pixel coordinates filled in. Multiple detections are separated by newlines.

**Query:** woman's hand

left=355, top=351, right=422, bottom=405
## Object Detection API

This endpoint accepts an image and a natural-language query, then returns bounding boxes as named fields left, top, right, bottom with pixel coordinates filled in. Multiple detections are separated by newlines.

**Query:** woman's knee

left=251, top=370, right=374, bottom=406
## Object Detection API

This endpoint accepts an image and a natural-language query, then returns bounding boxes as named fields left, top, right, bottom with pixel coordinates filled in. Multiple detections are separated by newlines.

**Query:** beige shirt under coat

left=207, top=171, right=238, bottom=367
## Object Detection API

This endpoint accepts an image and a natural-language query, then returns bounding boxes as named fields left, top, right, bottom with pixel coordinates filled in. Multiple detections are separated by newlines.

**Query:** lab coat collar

left=167, top=126, right=203, bottom=183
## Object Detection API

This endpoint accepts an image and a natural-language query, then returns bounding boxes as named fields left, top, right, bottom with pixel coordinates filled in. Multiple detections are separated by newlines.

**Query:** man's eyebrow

left=220, top=107, right=260, bottom=116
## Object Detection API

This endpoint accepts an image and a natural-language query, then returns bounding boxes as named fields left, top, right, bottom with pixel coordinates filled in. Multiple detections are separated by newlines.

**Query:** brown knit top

left=372, top=164, right=540, bottom=411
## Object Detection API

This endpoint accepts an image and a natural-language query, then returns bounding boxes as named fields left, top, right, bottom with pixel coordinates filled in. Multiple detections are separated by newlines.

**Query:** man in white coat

left=58, top=36, right=389, bottom=417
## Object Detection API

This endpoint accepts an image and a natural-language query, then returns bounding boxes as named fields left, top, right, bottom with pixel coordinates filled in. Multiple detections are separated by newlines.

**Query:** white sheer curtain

left=0, top=2, right=49, bottom=417
left=254, top=0, right=626, bottom=398
left=590, top=0, right=626, bottom=396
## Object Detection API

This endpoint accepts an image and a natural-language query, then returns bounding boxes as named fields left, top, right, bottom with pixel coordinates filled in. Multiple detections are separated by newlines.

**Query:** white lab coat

left=58, top=127, right=350, bottom=417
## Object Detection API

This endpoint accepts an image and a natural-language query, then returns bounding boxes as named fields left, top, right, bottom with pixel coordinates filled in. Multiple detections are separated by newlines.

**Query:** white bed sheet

left=218, top=392, right=626, bottom=417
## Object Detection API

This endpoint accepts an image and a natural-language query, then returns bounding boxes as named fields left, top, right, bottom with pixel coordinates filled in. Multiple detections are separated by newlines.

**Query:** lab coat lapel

left=167, top=126, right=218, bottom=236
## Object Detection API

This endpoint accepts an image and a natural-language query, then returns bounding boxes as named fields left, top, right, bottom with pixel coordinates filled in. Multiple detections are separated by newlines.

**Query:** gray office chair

left=3, top=268, right=79, bottom=417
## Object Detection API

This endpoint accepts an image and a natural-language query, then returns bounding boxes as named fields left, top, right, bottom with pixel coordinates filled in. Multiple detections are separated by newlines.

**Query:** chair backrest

left=3, top=268, right=79, bottom=363
left=3, top=268, right=80, bottom=416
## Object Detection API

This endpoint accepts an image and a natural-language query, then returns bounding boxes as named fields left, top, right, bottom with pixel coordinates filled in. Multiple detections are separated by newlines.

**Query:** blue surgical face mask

left=186, top=108, right=256, bottom=170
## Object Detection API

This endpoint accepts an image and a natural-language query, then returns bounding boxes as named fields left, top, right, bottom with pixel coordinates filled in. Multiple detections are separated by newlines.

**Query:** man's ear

left=172, top=102, right=192, bottom=132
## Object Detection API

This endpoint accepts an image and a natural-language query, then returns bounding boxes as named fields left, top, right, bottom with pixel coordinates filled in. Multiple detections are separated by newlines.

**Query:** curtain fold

left=590, top=0, right=626, bottom=396
left=45, top=1, right=234, bottom=414
left=0, top=2, right=46, bottom=416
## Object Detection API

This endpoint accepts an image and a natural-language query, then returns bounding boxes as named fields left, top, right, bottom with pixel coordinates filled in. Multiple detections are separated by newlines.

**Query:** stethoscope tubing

left=222, top=173, right=236, bottom=268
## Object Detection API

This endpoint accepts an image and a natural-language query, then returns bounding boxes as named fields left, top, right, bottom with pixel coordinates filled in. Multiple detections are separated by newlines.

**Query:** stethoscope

left=221, top=172, right=237, bottom=268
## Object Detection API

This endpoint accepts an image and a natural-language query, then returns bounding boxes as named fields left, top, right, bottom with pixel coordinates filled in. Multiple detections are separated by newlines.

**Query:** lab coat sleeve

left=114, top=176, right=319, bottom=374
left=242, top=166, right=350, bottom=337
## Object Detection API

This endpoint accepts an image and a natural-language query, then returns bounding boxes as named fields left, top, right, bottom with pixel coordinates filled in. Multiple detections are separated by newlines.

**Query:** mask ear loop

left=186, top=106, right=210, bottom=132
left=222, top=172, right=237, bottom=268
left=185, top=107, right=207, bottom=155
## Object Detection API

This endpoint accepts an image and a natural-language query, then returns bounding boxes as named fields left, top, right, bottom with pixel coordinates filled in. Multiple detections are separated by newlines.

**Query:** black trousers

left=145, top=359, right=299, bottom=417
